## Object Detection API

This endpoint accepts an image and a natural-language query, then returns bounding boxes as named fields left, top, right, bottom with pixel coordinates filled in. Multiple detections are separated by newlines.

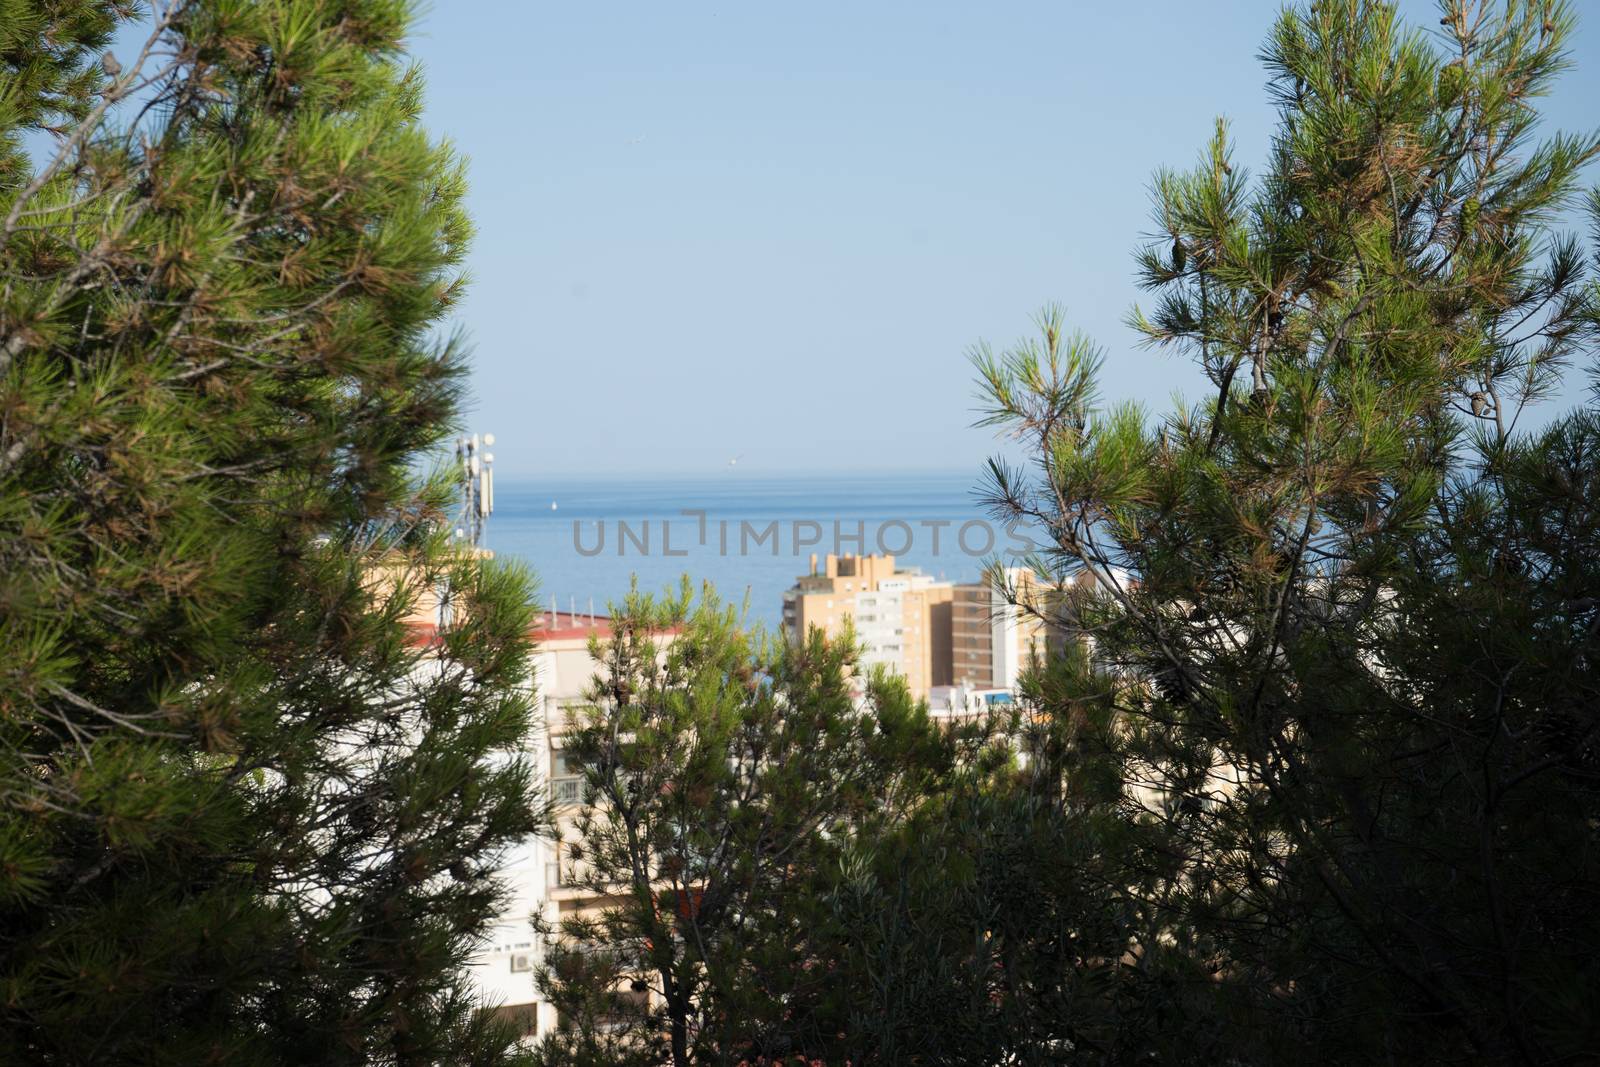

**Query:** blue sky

left=411, top=1, right=1600, bottom=477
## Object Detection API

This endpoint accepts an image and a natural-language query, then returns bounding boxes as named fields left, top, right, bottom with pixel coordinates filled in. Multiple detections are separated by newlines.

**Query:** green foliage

left=531, top=581, right=942, bottom=1067
left=531, top=9, right=1600, bottom=1063
left=0, top=0, right=131, bottom=188
left=805, top=644, right=1259, bottom=1067
left=0, top=2, right=540, bottom=1064
left=973, top=1, right=1600, bottom=1062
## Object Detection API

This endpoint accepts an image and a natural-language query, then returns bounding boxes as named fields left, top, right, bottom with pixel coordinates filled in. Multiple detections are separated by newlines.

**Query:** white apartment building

left=445, top=606, right=620, bottom=1042
left=853, top=572, right=943, bottom=681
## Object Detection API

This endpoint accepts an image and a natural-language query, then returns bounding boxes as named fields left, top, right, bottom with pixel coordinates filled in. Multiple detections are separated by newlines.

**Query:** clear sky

left=410, top=1, right=1600, bottom=478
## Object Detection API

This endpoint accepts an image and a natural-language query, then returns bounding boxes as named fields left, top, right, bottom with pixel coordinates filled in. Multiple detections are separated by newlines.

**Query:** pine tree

left=809, top=642, right=1240, bottom=1066
left=975, top=1, right=1600, bottom=1061
left=0, top=3, right=540, bottom=1063
left=531, top=582, right=940, bottom=1067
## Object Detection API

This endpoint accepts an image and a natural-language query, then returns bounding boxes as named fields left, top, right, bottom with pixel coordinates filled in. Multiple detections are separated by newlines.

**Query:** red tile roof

left=405, top=611, right=674, bottom=650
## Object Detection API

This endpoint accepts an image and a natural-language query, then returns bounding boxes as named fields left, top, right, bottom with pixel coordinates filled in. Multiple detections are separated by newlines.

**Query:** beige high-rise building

left=782, top=553, right=954, bottom=699
left=783, top=557, right=1074, bottom=701
left=903, top=581, right=954, bottom=694
left=781, top=552, right=899, bottom=641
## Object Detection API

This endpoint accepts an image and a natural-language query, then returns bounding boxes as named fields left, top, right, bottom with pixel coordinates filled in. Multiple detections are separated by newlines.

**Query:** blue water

left=485, top=471, right=1014, bottom=631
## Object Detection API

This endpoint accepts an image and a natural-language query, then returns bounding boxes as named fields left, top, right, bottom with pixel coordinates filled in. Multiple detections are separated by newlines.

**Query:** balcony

left=551, top=775, right=584, bottom=807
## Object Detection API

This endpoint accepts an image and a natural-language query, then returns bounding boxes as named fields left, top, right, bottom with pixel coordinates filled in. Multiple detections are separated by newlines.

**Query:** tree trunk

left=661, top=966, right=690, bottom=1067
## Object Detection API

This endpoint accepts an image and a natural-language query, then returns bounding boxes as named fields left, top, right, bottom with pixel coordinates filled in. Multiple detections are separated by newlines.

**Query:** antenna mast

left=455, top=432, right=496, bottom=548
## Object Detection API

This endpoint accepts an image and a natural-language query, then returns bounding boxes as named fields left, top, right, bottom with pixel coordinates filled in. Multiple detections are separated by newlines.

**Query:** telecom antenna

left=455, top=432, right=496, bottom=548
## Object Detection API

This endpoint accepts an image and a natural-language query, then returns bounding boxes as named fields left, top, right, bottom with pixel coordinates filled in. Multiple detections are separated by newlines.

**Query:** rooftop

left=404, top=609, right=616, bottom=650
left=531, top=610, right=615, bottom=641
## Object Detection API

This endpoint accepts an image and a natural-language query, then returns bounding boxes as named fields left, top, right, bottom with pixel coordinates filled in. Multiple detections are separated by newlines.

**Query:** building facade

left=955, top=566, right=1060, bottom=691
left=782, top=553, right=956, bottom=698
left=456, top=607, right=635, bottom=1041
left=782, top=555, right=1068, bottom=700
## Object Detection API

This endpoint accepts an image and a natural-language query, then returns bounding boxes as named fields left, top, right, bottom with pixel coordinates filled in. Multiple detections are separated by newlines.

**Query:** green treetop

left=0, top=2, right=541, bottom=1064
left=532, top=582, right=945, bottom=1067
left=976, top=0, right=1600, bottom=1061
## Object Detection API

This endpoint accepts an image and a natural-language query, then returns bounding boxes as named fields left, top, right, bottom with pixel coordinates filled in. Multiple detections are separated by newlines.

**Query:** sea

left=483, top=470, right=1025, bottom=633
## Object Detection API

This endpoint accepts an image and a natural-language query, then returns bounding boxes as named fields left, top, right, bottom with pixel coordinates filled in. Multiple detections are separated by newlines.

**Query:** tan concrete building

left=781, top=552, right=901, bottom=644
left=903, top=581, right=954, bottom=694
left=782, top=554, right=954, bottom=699
left=783, top=557, right=1078, bottom=700
left=952, top=567, right=1060, bottom=691
left=951, top=582, right=997, bottom=688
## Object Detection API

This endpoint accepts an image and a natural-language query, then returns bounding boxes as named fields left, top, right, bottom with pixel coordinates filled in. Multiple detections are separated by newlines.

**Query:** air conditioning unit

left=509, top=952, right=536, bottom=973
